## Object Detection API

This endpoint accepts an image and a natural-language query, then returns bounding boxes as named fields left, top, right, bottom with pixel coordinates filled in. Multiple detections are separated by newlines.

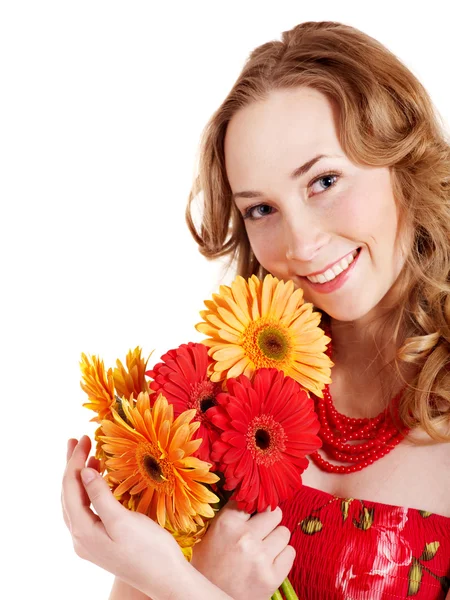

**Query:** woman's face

left=224, top=87, right=408, bottom=322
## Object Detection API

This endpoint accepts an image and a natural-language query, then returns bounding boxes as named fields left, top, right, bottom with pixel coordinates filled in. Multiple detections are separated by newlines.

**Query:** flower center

left=200, top=396, right=216, bottom=412
left=241, top=319, right=292, bottom=368
left=254, top=428, right=271, bottom=450
left=247, top=414, right=287, bottom=466
left=114, top=395, right=130, bottom=424
left=258, top=327, right=289, bottom=360
left=189, top=381, right=218, bottom=419
left=136, top=441, right=174, bottom=493
left=143, top=455, right=165, bottom=483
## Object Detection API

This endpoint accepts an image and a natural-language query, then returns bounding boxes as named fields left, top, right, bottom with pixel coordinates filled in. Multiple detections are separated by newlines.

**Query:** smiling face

left=224, top=87, right=409, bottom=322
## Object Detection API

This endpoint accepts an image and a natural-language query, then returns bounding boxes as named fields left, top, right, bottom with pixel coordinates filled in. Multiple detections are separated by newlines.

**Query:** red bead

left=311, top=374, right=409, bottom=474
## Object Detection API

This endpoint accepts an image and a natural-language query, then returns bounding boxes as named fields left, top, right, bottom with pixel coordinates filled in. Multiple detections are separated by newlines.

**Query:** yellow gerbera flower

left=113, top=346, right=151, bottom=401
left=100, top=392, right=220, bottom=533
left=80, top=353, right=115, bottom=422
left=166, top=522, right=209, bottom=561
left=195, top=274, right=333, bottom=397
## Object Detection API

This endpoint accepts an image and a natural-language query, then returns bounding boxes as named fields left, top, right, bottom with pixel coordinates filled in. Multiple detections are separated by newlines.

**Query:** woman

left=62, top=21, right=450, bottom=599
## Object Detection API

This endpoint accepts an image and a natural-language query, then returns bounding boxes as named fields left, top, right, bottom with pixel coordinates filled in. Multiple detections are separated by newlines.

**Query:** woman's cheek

left=249, top=225, right=285, bottom=270
left=327, top=189, right=363, bottom=230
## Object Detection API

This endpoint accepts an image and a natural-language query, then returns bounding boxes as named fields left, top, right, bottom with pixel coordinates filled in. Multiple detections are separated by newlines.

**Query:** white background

left=1, top=1, right=449, bottom=598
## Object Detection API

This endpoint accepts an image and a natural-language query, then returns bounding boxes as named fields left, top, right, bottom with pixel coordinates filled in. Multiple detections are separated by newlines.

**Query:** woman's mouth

left=301, top=248, right=361, bottom=293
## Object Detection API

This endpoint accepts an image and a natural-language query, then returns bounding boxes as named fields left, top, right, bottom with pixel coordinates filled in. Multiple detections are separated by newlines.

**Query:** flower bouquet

left=80, top=274, right=333, bottom=600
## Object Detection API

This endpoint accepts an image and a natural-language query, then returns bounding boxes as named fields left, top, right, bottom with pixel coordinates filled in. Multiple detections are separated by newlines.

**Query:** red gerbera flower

left=209, top=368, right=322, bottom=513
left=146, top=342, right=221, bottom=464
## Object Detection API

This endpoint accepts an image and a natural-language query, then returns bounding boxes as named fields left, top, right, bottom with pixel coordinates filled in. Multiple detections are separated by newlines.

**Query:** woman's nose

left=284, top=217, right=328, bottom=263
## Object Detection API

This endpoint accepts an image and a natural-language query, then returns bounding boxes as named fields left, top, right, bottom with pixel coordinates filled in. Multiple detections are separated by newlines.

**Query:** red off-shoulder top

left=279, top=485, right=450, bottom=599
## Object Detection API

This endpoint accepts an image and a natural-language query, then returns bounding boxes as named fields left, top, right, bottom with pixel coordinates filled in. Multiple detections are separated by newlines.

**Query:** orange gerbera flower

left=113, top=346, right=151, bottom=401
left=195, top=274, right=333, bottom=397
left=93, top=425, right=108, bottom=474
left=80, top=353, right=115, bottom=422
left=100, top=392, right=220, bottom=532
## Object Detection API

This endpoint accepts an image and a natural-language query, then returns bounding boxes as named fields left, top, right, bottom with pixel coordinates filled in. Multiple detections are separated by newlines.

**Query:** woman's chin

left=313, top=299, right=376, bottom=323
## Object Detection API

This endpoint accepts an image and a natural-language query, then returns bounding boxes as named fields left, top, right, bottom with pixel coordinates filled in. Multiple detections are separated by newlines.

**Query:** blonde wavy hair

left=186, top=21, right=450, bottom=441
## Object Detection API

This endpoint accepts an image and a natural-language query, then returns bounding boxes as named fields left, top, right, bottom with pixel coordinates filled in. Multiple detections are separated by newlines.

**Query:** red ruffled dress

left=279, top=485, right=450, bottom=600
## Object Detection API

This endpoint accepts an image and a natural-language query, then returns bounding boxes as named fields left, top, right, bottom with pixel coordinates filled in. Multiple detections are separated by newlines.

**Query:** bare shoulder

left=407, top=420, right=450, bottom=459
left=406, top=423, right=450, bottom=472
left=386, top=424, right=450, bottom=515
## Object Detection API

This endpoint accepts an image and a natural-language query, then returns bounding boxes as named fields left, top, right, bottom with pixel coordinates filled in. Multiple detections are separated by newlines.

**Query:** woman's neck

left=330, top=316, right=396, bottom=368
left=327, top=314, right=413, bottom=418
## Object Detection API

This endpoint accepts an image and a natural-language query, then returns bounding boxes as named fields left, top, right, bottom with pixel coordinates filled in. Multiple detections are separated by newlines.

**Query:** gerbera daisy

left=113, top=346, right=151, bottom=401
left=100, top=391, right=220, bottom=532
left=209, top=368, right=321, bottom=514
left=93, top=425, right=108, bottom=474
left=195, top=274, right=333, bottom=397
left=165, top=522, right=209, bottom=561
left=80, top=353, right=115, bottom=422
left=146, top=343, right=221, bottom=464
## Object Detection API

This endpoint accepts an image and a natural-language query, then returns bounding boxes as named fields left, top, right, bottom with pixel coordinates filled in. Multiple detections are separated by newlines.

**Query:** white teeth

left=340, top=253, right=354, bottom=270
left=306, top=250, right=359, bottom=284
left=331, top=264, right=344, bottom=277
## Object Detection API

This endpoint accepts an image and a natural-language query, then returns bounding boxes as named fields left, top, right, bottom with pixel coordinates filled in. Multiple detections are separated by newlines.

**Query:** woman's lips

left=300, top=248, right=361, bottom=294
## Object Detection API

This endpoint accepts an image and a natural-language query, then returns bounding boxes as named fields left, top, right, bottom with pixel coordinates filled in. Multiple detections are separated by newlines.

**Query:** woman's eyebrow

left=290, top=153, right=335, bottom=178
left=231, top=154, right=338, bottom=200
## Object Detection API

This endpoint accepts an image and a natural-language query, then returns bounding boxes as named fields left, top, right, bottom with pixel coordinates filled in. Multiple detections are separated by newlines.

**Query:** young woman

left=62, top=20, right=450, bottom=600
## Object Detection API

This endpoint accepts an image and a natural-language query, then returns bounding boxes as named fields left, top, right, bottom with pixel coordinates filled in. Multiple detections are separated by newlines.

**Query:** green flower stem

left=281, top=577, right=299, bottom=599
left=271, top=590, right=283, bottom=600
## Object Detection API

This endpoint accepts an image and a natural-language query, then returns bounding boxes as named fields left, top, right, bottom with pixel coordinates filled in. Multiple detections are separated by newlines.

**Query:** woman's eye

left=241, top=172, right=341, bottom=221
left=309, top=173, right=340, bottom=195
left=243, top=204, right=274, bottom=221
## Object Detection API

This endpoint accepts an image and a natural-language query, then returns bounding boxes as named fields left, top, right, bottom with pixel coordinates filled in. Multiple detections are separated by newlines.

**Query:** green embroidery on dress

left=407, top=541, right=450, bottom=597
left=352, top=503, right=375, bottom=531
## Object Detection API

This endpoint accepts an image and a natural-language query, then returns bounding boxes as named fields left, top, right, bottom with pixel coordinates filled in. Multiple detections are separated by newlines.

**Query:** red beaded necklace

left=310, top=325, right=410, bottom=474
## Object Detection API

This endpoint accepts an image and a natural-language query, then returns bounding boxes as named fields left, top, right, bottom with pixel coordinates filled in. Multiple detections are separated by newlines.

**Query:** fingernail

left=81, top=468, right=97, bottom=484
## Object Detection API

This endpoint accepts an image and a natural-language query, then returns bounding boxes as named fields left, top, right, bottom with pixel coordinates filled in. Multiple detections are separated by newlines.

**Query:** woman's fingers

left=87, top=455, right=101, bottom=470
left=62, top=436, right=103, bottom=535
left=246, top=506, right=283, bottom=539
left=62, top=437, right=101, bottom=530
left=62, top=435, right=131, bottom=565
left=79, top=467, right=130, bottom=536
left=272, top=544, right=296, bottom=585
left=64, top=435, right=130, bottom=539
left=62, top=437, right=83, bottom=529
left=67, top=438, right=78, bottom=461
left=216, top=501, right=284, bottom=540
left=262, top=525, right=291, bottom=561
left=66, top=438, right=100, bottom=470
left=218, top=499, right=252, bottom=522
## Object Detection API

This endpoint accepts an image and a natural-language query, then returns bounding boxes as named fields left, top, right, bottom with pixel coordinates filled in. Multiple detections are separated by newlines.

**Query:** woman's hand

left=190, top=499, right=296, bottom=600
left=61, top=435, right=189, bottom=600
